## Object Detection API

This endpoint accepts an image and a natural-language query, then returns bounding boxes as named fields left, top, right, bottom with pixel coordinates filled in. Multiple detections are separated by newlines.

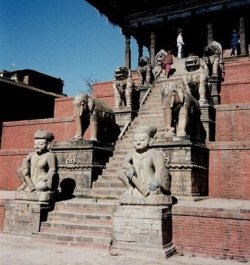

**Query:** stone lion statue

left=137, top=56, right=151, bottom=86
left=113, top=66, right=135, bottom=109
left=73, top=93, right=116, bottom=143
left=182, top=55, right=209, bottom=106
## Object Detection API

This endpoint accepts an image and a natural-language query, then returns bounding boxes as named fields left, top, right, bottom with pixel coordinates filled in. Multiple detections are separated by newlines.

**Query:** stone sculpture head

left=185, top=55, right=200, bottom=72
left=138, top=56, right=149, bottom=67
left=34, top=129, right=54, bottom=155
left=133, top=125, right=157, bottom=153
left=114, top=67, right=129, bottom=81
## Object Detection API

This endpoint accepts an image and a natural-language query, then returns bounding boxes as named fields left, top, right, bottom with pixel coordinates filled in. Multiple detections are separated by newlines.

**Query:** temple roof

left=86, top=0, right=250, bottom=52
left=86, top=0, right=250, bottom=33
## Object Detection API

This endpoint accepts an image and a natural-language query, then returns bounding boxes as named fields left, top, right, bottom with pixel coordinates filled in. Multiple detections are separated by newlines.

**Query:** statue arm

left=152, top=151, right=170, bottom=192
left=21, top=152, right=33, bottom=177
left=44, top=153, right=57, bottom=181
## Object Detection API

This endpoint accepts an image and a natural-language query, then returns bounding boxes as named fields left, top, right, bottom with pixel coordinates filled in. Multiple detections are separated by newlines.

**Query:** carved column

left=137, top=40, right=143, bottom=64
left=207, top=23, right=213, bottom=45
left=239, top=17, right=247, bottom=55
left=150, top=32, right=156, bottom=67
left=124, top=34, right=131, bottom=70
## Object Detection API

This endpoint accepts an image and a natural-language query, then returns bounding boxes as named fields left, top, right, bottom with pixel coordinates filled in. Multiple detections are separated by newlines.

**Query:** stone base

left=51, top=140, right=113, bottom=195
left=153, top=138, right=208, bottom=199
left=4, top=200, right=52, bottom=235
left=112, top=205, right=176, bottom=258
left=15, top=190, right=56, bottom=202
left=119, top=194, right=172, bottom=205
left=200, top=104, right=216, bottom=142
left=114, top=108, right=137, bottom=129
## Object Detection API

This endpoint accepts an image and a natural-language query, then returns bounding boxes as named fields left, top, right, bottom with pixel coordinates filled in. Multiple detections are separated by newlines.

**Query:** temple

left=87, top=0, right=250, bottom=66
left=0, top=0, right=250, bottom=262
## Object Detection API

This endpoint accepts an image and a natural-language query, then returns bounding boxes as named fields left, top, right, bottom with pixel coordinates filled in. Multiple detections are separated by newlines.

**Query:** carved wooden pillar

left=124, top=34, right=131, bottom=70
left=150, top=32, right=156, bottom=67
left=239, top=17, right=247, bottom=55
left=137, top=40, right=143, bottom=64
left=207, top=23, right=213, bottom=45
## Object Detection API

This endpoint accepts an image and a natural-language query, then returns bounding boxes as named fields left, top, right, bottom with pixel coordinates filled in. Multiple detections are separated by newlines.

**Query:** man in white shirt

left=177, top=30, right=185, bottom=59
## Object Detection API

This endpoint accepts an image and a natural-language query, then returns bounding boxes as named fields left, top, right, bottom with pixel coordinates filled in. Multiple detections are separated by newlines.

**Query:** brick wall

left=215, top=104, right=250, bottom=142
left=54, top=97, right=74, bottom=118
left=173, top=205, right=250, bottom=260
left=223, top=57, right=250, bottom=83
left=221, top=57, right=250, bottom=104
left=221, top=81, right=250, bottom=104
left=0, top=149, right=30, bottom=190
left=1, top=118, right=76, bottom=150
left=92, top=81, right=114, bottom=107
left=208, top=142, right=250, bottom=199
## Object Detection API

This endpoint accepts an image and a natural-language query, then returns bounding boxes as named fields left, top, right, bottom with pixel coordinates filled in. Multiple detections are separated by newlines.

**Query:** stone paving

left=0, top=233, right=249, bottom=265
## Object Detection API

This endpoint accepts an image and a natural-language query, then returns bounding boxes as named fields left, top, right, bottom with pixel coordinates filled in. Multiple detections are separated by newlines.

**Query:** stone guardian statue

left=17, top=129, right=58, bottom=193
left=118, top=125, right=171, bottom=197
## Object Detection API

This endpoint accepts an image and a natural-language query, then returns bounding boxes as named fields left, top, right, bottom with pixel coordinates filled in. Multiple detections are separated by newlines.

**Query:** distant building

left=0, top=69, right=66, bottom=142
left=0, top=69, right=64, bottom=94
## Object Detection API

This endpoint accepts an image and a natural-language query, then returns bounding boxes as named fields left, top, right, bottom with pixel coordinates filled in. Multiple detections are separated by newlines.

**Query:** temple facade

left=87, top=0, right=249, bottom=67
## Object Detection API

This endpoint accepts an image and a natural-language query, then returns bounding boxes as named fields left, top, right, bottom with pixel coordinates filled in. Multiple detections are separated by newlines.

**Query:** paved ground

left=0, top=233, right=249, bottom=265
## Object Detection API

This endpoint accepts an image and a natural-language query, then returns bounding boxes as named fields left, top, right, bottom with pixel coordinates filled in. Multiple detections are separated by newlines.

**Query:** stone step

left=40, top=224, right=112, bottom=239
left=33, top=232, right=112, bottom=249
left=101, top=168, right=119, bottom=175
left=139, top=109, right=163, bottom=115
left=54, top=199, right=117, bottom=215
left=90, top=188, right=125, bottom=199
left=41, top=221, right=113, bottom=234
left=99, top=175, right=120, bottom=182
left=47, top=211, right=113, bottom=226
left=93, top=181, right=124, bottom=189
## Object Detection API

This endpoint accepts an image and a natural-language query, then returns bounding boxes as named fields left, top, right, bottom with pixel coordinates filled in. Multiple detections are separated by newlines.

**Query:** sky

left=0, top=0, right=140, bottom=96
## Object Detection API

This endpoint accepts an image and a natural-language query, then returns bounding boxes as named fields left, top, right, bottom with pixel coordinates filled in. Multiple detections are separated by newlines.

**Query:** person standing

left=177, top=29, right=185, bottom=59
left=230, top=29, right=240, bottom=56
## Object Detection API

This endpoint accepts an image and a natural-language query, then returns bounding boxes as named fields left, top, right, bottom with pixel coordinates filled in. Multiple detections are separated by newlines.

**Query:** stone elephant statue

left=113, top=66, right=135, bottom=109
left=73, top=93, right=117, bottom=143
left=161, top=82, right=201, bottom=138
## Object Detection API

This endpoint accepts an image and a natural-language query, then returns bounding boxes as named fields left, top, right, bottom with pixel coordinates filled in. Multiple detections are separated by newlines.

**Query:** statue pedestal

left=200, top=104, right=216, bottom=142
left=208, top=78, right=221, bottom=105
left=154, top=137, right=208, bottom=200
left=51, top=140, right=114, bottom=196
left=4, top=200, right=52, bottom=235
left=112, top=201, right=175, bottom=258
left=114, top=108, right=137, bottom=129
left=15, top=190, right=56, bottom=202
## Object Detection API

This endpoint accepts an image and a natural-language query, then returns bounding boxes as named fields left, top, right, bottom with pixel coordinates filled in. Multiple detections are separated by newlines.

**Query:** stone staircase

left=90, top=88, right=165, bottom=198
left=33, top=198, right=118, bottom=249
left=90, top=60, right=186, bottom=198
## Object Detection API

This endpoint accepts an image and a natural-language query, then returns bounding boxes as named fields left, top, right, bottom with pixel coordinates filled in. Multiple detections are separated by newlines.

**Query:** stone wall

left=0, top=200, right=4, bottom=231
